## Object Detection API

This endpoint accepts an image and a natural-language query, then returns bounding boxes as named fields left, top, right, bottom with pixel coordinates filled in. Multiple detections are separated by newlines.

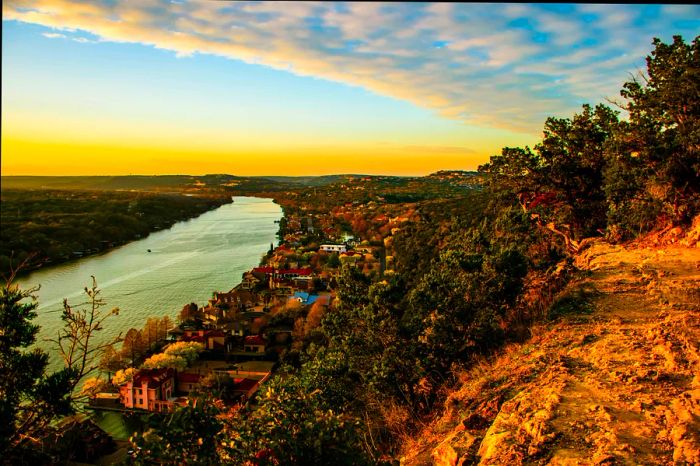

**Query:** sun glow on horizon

left=2, top=2, right=698, bottom=176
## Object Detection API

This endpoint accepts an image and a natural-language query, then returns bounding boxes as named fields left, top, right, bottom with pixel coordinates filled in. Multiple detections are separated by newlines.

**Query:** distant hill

left=0, top=175, right=288, bottom=192
left=1, top=172, right=482, bottom=193
left=425, top=170, right=483, bottom=187
left=1, top=175, right=213, bottom=191
left=261, top=175, right=370, bottom=187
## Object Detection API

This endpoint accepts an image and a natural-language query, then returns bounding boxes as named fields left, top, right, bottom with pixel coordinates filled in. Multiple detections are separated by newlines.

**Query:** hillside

left=401, top=231, right=700, bottom=465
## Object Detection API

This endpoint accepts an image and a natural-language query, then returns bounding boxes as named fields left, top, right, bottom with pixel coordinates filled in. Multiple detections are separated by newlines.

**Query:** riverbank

left=15, top=197, right=283, bottom=371
left=1, top=189, right=233, bottom=278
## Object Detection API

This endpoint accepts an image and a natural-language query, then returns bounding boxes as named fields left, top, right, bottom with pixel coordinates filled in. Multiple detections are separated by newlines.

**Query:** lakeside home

left=118, top=368, right=175, bottom=412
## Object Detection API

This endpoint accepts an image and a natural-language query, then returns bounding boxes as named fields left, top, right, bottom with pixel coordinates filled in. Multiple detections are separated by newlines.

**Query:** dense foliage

left=127, top=35, right=699, bottom=464
left=0, top=284, right=74, bottom=463
left=481, top=35, right=699, bottom=244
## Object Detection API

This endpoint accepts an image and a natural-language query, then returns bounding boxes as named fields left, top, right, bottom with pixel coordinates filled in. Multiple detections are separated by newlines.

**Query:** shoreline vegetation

left=0, top=189, right=233, bottom=278
left=1, top=35, right=698, bottom=464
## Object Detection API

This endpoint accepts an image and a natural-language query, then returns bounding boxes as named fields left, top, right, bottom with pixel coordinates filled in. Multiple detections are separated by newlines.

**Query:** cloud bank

left=4, top=1, right=699, bottom=133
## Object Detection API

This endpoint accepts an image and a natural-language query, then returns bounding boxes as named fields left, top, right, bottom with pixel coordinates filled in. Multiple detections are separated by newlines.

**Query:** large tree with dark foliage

left=0, top=284, right=74, bottom=462
left=606, top=35, right=700, bottom=233
left=482, top=35, right=699, bottom=243
left=480, top=104, right=619, bottom=250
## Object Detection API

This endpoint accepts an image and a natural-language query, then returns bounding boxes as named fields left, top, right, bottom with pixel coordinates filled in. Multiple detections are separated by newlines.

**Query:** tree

left=129, top=397, right=224, bottom=465
left=111, top=367, right=137, bottom=386
left=326, top=252, right=340, bottom=268
left=304, top=301, right=326, bottom=335
left=141, top=353, right=187, bottom=370
left=79, top=377, right=111, bottom=399
left=0, top=283, right=73, bottom=461
left=144, top=318, right=155, bottom=349
left=163, top=341, right=204, bottom=364
left=479, top=104, right=619, bottom=250
left=179, top=302, right=199, bottom=323
left=121, top=328, right=145, bottom=366
left=608, top=35, right=700, bottom=228
left=224, top=376, right=372, bottom=465
left=160, top=315, right=173, bottom=341
left=49, top=276, right=121, bottom=403
left=99, top=344, right=125, bottom=378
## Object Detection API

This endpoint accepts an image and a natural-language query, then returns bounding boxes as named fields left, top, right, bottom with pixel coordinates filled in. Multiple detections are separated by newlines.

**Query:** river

left=16, top=196, right=282, bottom=370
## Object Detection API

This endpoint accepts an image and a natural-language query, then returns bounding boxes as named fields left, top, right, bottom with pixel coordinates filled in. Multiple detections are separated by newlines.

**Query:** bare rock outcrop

left=402, top=240, right=700, bottom=465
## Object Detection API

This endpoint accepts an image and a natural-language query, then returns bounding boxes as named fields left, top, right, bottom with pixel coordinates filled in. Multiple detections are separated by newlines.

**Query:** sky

left=2, top=2, right=699, bottom=176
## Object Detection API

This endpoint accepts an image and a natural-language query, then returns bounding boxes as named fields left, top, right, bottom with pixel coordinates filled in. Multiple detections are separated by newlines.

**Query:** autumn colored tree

left=121, top=328, right=145, bottom=366
left=178, top=302, right=199, bottom=323
left=49, top=276, right=121, bottom=403
left=99, top=344, right=125, bottom=378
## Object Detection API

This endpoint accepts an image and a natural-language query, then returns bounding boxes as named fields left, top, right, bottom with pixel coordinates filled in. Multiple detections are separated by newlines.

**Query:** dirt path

left=401, top=242, right=700, bottom=465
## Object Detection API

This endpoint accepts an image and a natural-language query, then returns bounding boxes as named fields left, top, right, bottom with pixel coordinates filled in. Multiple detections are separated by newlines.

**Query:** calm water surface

left=17, top=196, right=281, bottom=369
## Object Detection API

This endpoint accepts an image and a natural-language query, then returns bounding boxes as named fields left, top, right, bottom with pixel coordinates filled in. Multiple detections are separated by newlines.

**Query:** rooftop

left=132, top=368, right=175, bottom=388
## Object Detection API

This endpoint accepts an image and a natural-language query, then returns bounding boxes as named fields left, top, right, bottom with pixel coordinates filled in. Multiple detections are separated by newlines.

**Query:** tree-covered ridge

left=0, top=174, right=289, bottom=192
left=0, top=190, right=230, bottom=277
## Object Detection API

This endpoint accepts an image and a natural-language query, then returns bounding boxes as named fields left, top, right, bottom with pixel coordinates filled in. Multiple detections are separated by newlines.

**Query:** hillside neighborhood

left=88, top=191, right=415, bottom=414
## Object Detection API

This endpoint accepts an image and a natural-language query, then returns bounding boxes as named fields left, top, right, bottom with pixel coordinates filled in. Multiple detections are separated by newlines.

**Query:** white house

left=320, top=244, right=347, bottom=253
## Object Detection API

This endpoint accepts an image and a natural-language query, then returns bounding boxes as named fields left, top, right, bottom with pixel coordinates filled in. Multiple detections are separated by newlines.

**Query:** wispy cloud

left=5, top=1, right=699, bottom=134
left=42, top=31, right=66, bottom=39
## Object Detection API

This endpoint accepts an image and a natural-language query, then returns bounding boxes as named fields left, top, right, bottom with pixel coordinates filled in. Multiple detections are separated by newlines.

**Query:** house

left=320, top=244, right=347, bottom=253
left=244, top=335, right=266, bottom=353
left=167, top=327, right=184, bottom=341
left=240, top=272, right=262, bottom=290
left=230, top=320, right=246, bottom=337
left=118, top=368, right=175, bottom=412
left=291, top=292, right=319, bottom=306
left=210, top=291, right=238, bottom=306
left=183, top=329, right=206, bottom=338
left=270, top=281, right=294, bottom=295
left=206, top=329, right=227, bottom=352
left=232, top=377, right=263, bottom=402
left=180, top=329, right=227, bottom=351
left=314, top=294, right=333, bottom=307
left=292, top=275, right=314, bottom=290
left=177, top=372, right=202, bottom=394
left=273, top=267, right=312, bottom=279
left=252, top=266, right=275, bottom=281
left=202, top=306, right=224, bottom=324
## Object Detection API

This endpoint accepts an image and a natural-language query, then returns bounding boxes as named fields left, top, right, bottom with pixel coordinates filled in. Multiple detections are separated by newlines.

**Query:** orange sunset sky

left=2, top=2, right=698, bottom=176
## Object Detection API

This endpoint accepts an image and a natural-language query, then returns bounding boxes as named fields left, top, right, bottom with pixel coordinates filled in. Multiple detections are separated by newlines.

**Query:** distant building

left=320, top=244, right=347, bottom=253
left=291, top=292, right=319, bottom=306
left=180, top=329, right=228, bottom=351
left=177, top=372, right=202, bottom=394
left=273, top=268, right=312, bottom=279
left=244, top=335, right=266, bottom=353
left=240, top=272, right=262, bottom=290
